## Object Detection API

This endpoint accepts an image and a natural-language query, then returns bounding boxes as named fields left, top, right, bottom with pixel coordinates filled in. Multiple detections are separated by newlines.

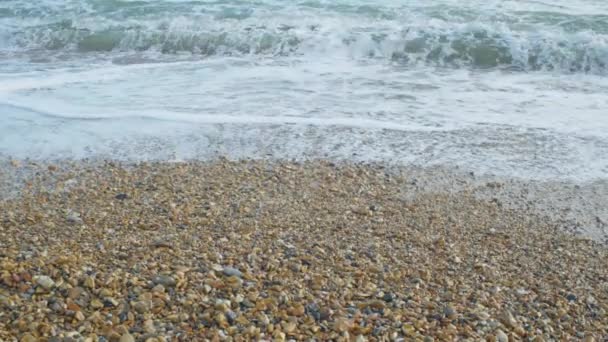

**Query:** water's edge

left=2, top=156, right=606, bottom=244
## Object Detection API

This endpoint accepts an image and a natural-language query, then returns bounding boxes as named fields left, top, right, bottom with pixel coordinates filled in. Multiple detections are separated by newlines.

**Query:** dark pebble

left=306, top=302, right=321, bottom=321
left=226, top=310, right=237, bottom=324
left=103, top=299, right=116, bottom=308
left=115, top=193, right=128, bottom=200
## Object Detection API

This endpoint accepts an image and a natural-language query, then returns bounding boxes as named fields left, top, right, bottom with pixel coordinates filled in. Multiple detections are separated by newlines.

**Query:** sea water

left=1, top=0, right=608, bottom=180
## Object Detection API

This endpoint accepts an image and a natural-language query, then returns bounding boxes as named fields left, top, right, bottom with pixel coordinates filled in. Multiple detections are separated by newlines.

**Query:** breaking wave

left=4, top=19, right=608, bottom=73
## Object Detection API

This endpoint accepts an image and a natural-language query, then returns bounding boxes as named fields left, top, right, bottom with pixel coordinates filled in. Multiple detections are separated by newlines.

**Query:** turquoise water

left=2, top=0, right=608, bottom=71
left=1, top=0, right=608, bottom=179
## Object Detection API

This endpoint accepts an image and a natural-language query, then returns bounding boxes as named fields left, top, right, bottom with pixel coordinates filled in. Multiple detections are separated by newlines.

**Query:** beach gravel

left=0, top=160, right=606, bottom=341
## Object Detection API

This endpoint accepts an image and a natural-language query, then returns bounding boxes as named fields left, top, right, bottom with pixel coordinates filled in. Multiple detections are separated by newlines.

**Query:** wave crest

left=6, top=19, right=608, bottom=73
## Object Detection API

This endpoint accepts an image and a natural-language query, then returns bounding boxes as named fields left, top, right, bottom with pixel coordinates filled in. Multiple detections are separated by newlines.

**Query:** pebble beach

left=0, top=160, right=606, bottom=341
left=3, top=0, right=608, bottom=340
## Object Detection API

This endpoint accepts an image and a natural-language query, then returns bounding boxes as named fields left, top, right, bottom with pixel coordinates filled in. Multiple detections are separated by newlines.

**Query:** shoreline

left=2, top=157, right=607, bottom=242
left=1, top=159, right=607, bottom=340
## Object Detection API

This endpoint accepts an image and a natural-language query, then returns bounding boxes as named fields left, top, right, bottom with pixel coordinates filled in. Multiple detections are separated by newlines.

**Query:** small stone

left=133, top=300, right=152, bottom=313
left=215, top=312, right=227, bottom=325
left=152, top=274, right=176, bottom=287
left=75, top=311, right=85, bottom=321
left=382, top=293, right=394, bottom=302
left=67, top=287, right=82, bottom=299
left=566, top=294, right=577, bottom=302
left=289, top=303, right=305, bottom=316
left=226, top=310, right=237, bottom=324
left=152, top=284, right=165, bottom=293
left=444, top=306, right=457, bottom=319
left=306, top=302, right=321, bottom=321
left=119, top=333, right=135, bottom=342
left=367, top=300, right=385, bottom=310
left=143, top=319, right=156, bottom=333
left=225, top=275, right=243, bottom=288
left=476, top=311, right=490, bottom=320
left=222, top=267, right=243, bottom=278
left=66, top=211, right=83, bottom=225
left=496, top=329, right=508, bottom=342
left=273, top=331, right=286, bottom=341
left=84, top=276, right=95, bottom=289
left=282, top=321, right=297, bottom=333
left=500, top=310, right=517, bottom=328
left=50, top=302, right=63, bottom=312
left=115, top=193, right=129, bottom=200
left=20, top=333, right=36, bottom=342
left=352, top=206, right=371, bottom=216
left=36, top=276, right=55, bottom=290
left=151, top=240, right=173, bottom=249
left=586, top=296, right=598, bottom=306
left=242, top=299, right=255, bottom=308
left=103, top=297, right=119, bottom=307
left=402, top=323, right=415, bottom=335
left=258, top=313, right=270, bottom=325
left=333, top=318, right=351, bottom=332
left=90, top=299, right=104, bottom=309
left=214, top=300, right=228, bottom=311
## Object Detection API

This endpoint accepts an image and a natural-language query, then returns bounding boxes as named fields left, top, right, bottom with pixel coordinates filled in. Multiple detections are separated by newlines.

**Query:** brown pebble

left=119, top=333, right=135, bottom=342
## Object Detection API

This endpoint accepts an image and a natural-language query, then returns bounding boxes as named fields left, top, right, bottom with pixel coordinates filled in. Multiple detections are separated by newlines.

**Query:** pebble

left=67, top=287, right=82, bottom=299
left=334, top=318, right=351, bottom=332
left=115, top=193, right=129, bottom=200
left=152, top=284, right=165, bottom=293
left=66, top=211, right=83, bottom=224
left=90, top=299, right=103, bottom=309
left=133, top=300, right=152, bottom=313
left=35, top=276, right=55, bottom=290
left=152, top=240, right=173, bottom=249
left=152, top=274, right=176, bottom=287
left=443, top=306, right=457, bottom=319
left=496, top=329, right=508, bottom=342
left=143, top=319, right=156, bottom=333
left=74, top=311, right=85, bottom=321
left=119, top=333, right=135, bottom=342
left=222, top=267, right=243, bottom=278
left=20, top=334, right=36, bottom=342
left=500, top=310, right=517, bottom=328
left=84, top=276, right=95, bottom=289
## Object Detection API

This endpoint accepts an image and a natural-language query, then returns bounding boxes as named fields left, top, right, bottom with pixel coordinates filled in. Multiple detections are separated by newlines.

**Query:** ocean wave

left=4, top=19, right=608, bottom=73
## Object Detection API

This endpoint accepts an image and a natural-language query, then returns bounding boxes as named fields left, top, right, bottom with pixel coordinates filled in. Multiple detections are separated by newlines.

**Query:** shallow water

left=1, top=0, right=607, bottom=180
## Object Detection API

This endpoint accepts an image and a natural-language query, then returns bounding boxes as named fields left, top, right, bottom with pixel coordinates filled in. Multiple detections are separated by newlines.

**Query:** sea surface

left=1, top=0, right=608, bottom=180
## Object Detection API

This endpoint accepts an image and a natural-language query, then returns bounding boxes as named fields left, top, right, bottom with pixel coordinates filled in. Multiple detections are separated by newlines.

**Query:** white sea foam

left=0, top=0, right=607, bottom=182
